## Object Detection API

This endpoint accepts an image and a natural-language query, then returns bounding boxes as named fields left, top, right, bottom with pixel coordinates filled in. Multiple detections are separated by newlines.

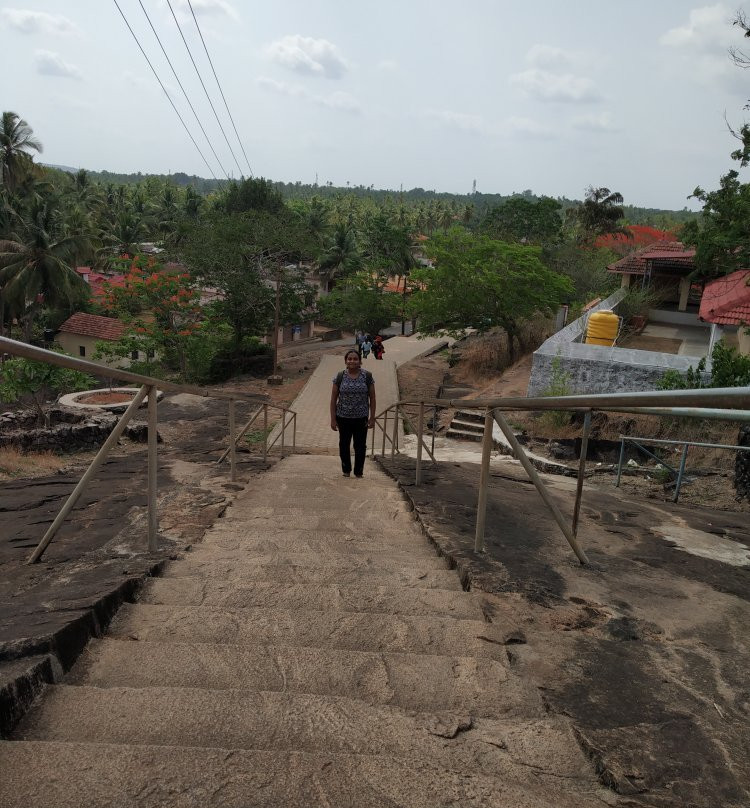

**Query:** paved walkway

left=4, top=455, right=607, bottom=807
left=274, top=334, right=449, bottom=451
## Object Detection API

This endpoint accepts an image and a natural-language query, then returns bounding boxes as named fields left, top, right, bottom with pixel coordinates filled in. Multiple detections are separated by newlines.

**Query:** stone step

left=68, top=639, right=538, bottom=718
left=139, top=578, right=481, bottom=619
left=451, top=418, right=484, bottom=433
left=109, top=604, right=508, bottom=658
left=162, top=556, right=460, bottom=589
left=194, top=532, right=434, bottom=556
left=455, top=410, right=486, bottom=425
left=213, top=513, right=419, bottom=534
left=0, top=741, right=608, bottom=808
left=178, top=546, right=451, bottom=570
left=446, top=428, right=483, bottom=443
left=14, top=685, right=592, bottom=784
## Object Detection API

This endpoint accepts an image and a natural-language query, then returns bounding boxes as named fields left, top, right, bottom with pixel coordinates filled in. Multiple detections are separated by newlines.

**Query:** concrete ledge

left=0, top=559, right=167, bottom=737
left=0, top=655, right=59, bottom=739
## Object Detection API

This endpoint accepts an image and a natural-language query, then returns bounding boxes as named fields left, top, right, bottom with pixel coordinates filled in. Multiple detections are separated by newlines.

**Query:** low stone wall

left=0, top=408, right=151, bottom=453
left=528, top=290, right=709, bottom=395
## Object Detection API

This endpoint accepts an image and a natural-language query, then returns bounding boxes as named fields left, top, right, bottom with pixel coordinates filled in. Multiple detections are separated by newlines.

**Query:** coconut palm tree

left=318, top=222, right=361, bottom=292
left=0, top=111, right=43, bottom=193
left=0, top=198, right=89, bottom=340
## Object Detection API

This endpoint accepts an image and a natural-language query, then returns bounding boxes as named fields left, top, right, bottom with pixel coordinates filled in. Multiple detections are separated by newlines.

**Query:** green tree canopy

left=480, top=197, right=563, bottom=246
left=410, top=228, right=573, bottom=360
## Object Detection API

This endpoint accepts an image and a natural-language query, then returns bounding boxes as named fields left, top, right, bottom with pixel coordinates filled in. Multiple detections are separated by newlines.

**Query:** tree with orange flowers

left=97, top=254, right=202, bottom=377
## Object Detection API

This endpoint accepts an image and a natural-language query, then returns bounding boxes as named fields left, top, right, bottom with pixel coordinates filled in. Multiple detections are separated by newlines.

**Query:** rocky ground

left=0, top=389, right=280, bottom=732
left=379, top=454, right=750, bottom=807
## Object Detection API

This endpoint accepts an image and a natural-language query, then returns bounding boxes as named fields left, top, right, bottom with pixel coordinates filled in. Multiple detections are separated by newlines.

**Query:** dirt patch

left=380, top=454, right=750, bottom=807
left=618, top=334, right=683, bottom=353
left=75, top=391, right=134, bottom=405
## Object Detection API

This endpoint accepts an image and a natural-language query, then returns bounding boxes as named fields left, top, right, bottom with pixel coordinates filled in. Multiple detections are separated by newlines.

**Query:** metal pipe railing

left=371, top=388, right=750, bottom=567
left=0, top=336, right=268, bottom=404
left=2, top=336, right=296, bottom=563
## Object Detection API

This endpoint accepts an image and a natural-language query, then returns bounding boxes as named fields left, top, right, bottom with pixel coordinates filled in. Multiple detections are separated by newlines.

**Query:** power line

left=111, top=0, right=218, bottom=180
left=186, top=0, right=253, bottom=177
left=166, top=0, right=244, bottom=178
left=137, top=0, right=230, bottom=180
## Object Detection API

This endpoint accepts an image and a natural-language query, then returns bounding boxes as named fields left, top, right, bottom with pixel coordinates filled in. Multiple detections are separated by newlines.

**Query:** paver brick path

left=275, top=334, right=448, bottom=451
left=3, top=455, right=607, bottom=807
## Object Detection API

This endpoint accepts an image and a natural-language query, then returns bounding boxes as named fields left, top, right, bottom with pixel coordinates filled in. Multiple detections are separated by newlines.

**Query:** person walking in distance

left=330, top=350, right=376, bottom=477
left=373, top=335, right=385, bottom=360
left=361, top=337, right=372, bottom=359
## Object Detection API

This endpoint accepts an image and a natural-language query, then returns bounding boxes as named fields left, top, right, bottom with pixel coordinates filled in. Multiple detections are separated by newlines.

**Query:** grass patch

left=0, top=447, right=68, bottom=480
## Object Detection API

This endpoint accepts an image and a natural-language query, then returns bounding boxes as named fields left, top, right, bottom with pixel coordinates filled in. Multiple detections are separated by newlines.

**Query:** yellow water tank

left=585, top=310, right=620, bottom=346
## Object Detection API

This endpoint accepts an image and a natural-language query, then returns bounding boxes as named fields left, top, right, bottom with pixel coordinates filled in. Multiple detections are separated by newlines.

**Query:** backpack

left=335, top=370, right=373, bottom=388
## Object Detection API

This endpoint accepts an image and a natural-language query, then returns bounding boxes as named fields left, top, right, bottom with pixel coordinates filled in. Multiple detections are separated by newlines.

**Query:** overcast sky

left=3, top=1, right=750, bottom=208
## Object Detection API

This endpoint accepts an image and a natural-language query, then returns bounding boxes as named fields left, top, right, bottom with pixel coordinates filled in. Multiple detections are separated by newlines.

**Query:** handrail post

left=228, top=398, right=237, bottom=482
left=370, top=415, right=377, bottom=457
left=572, top=410, right=591, bottom=536
left=616, top=437, right=626, bottom=487
left=147, top=385, right=158, bottom=551
left=27, top=385, right=149, bottom=564
left=280, top=410, right=286, bottom=457
left=432, top=405, right=437, bottom=458
left=292, top=412, right=297, bottom=454
left=263, top=404, right=268, bottom=463
left=381, top=409, right=388, bottom=456
left=673, top=443, right=689, bottom=502
left=390, top=406, right=398, bottom=459
left=492, top=410, right=589, bottom=565
left=415, top=402, right=425, bottom=485
left=474, top=409, right=494, bottom=552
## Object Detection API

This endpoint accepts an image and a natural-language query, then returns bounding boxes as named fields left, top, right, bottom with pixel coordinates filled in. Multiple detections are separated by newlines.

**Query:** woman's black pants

left=336, top=416, right=368, bottom=476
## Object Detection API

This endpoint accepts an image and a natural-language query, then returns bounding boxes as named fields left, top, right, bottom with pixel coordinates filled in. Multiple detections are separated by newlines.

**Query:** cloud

left=35, top=50, right=82, bottom=79
left=660, top=4, right=730, bottom=50
left=166, top=0, right=239, bottom=20
left=659, top=4, right=745, bottom=88
left=423, top=108, right=488, bottom=134
left=571, top=112, right=620, bottom=132
left=526, top=44, right=579, bottom=69
left=509, top=68, right=601, bottom=103
left=256, top=76, right=361, bottom=114
left=256, top=76, right=306, bottom=97
left=264, top=35, right=349, bottom=79
left=318, top=91, right=361, bottom=113
left=1, top=8, right=78, bottom=35
left=504, top=116, right=555, bottom=139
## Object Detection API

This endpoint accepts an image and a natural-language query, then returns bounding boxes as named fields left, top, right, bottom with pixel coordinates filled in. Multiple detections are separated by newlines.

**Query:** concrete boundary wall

left=527, top=289, right=708, bottom=396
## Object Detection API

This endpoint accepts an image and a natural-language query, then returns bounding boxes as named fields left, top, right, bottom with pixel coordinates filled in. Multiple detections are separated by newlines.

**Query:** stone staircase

left=2, top=455, right=605, bottom=807
left=446, top=409, right=487, bottom=443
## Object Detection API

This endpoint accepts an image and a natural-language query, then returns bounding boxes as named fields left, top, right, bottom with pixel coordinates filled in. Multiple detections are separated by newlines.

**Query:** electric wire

left=165, top=0, right=244, bottom=178
left=137, top=0, right=230, bottom=180
left=186, top=0, right=253, bottom=177
left=111, top=0, right=218, bottom=179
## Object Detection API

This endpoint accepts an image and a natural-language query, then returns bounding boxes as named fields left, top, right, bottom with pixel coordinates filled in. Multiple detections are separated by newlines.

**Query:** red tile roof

left=607, top=241, right=695, bottom=275
left=699, top=269, right=750, bottom=326
left=75, top=267, right=125, bottom=298
left=58, top=312, right=127, bottom=341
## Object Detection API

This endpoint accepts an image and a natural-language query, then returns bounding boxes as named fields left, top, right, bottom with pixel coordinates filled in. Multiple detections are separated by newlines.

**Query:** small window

left=146, top=349, right=154, bottom=359
left=79, top=346, right=86, bottom=357
left=131, top=350, right=139, bottom=360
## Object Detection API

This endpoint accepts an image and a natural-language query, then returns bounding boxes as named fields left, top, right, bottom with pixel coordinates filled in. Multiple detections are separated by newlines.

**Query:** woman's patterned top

left=333, top=369, right=371, bottom=418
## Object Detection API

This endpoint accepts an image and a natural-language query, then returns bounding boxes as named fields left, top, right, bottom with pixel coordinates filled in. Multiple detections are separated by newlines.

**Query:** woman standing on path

left=330, top=350, right=376, bottom=478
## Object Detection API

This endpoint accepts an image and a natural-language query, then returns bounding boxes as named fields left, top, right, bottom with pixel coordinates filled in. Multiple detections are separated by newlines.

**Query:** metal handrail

left=371, top=390, right=750, bottom=567
left=0, top=336, right=268, bottom=403
left=615, top=434, right=750, bottom=503
left=0, top=336, right=297, bottom=563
